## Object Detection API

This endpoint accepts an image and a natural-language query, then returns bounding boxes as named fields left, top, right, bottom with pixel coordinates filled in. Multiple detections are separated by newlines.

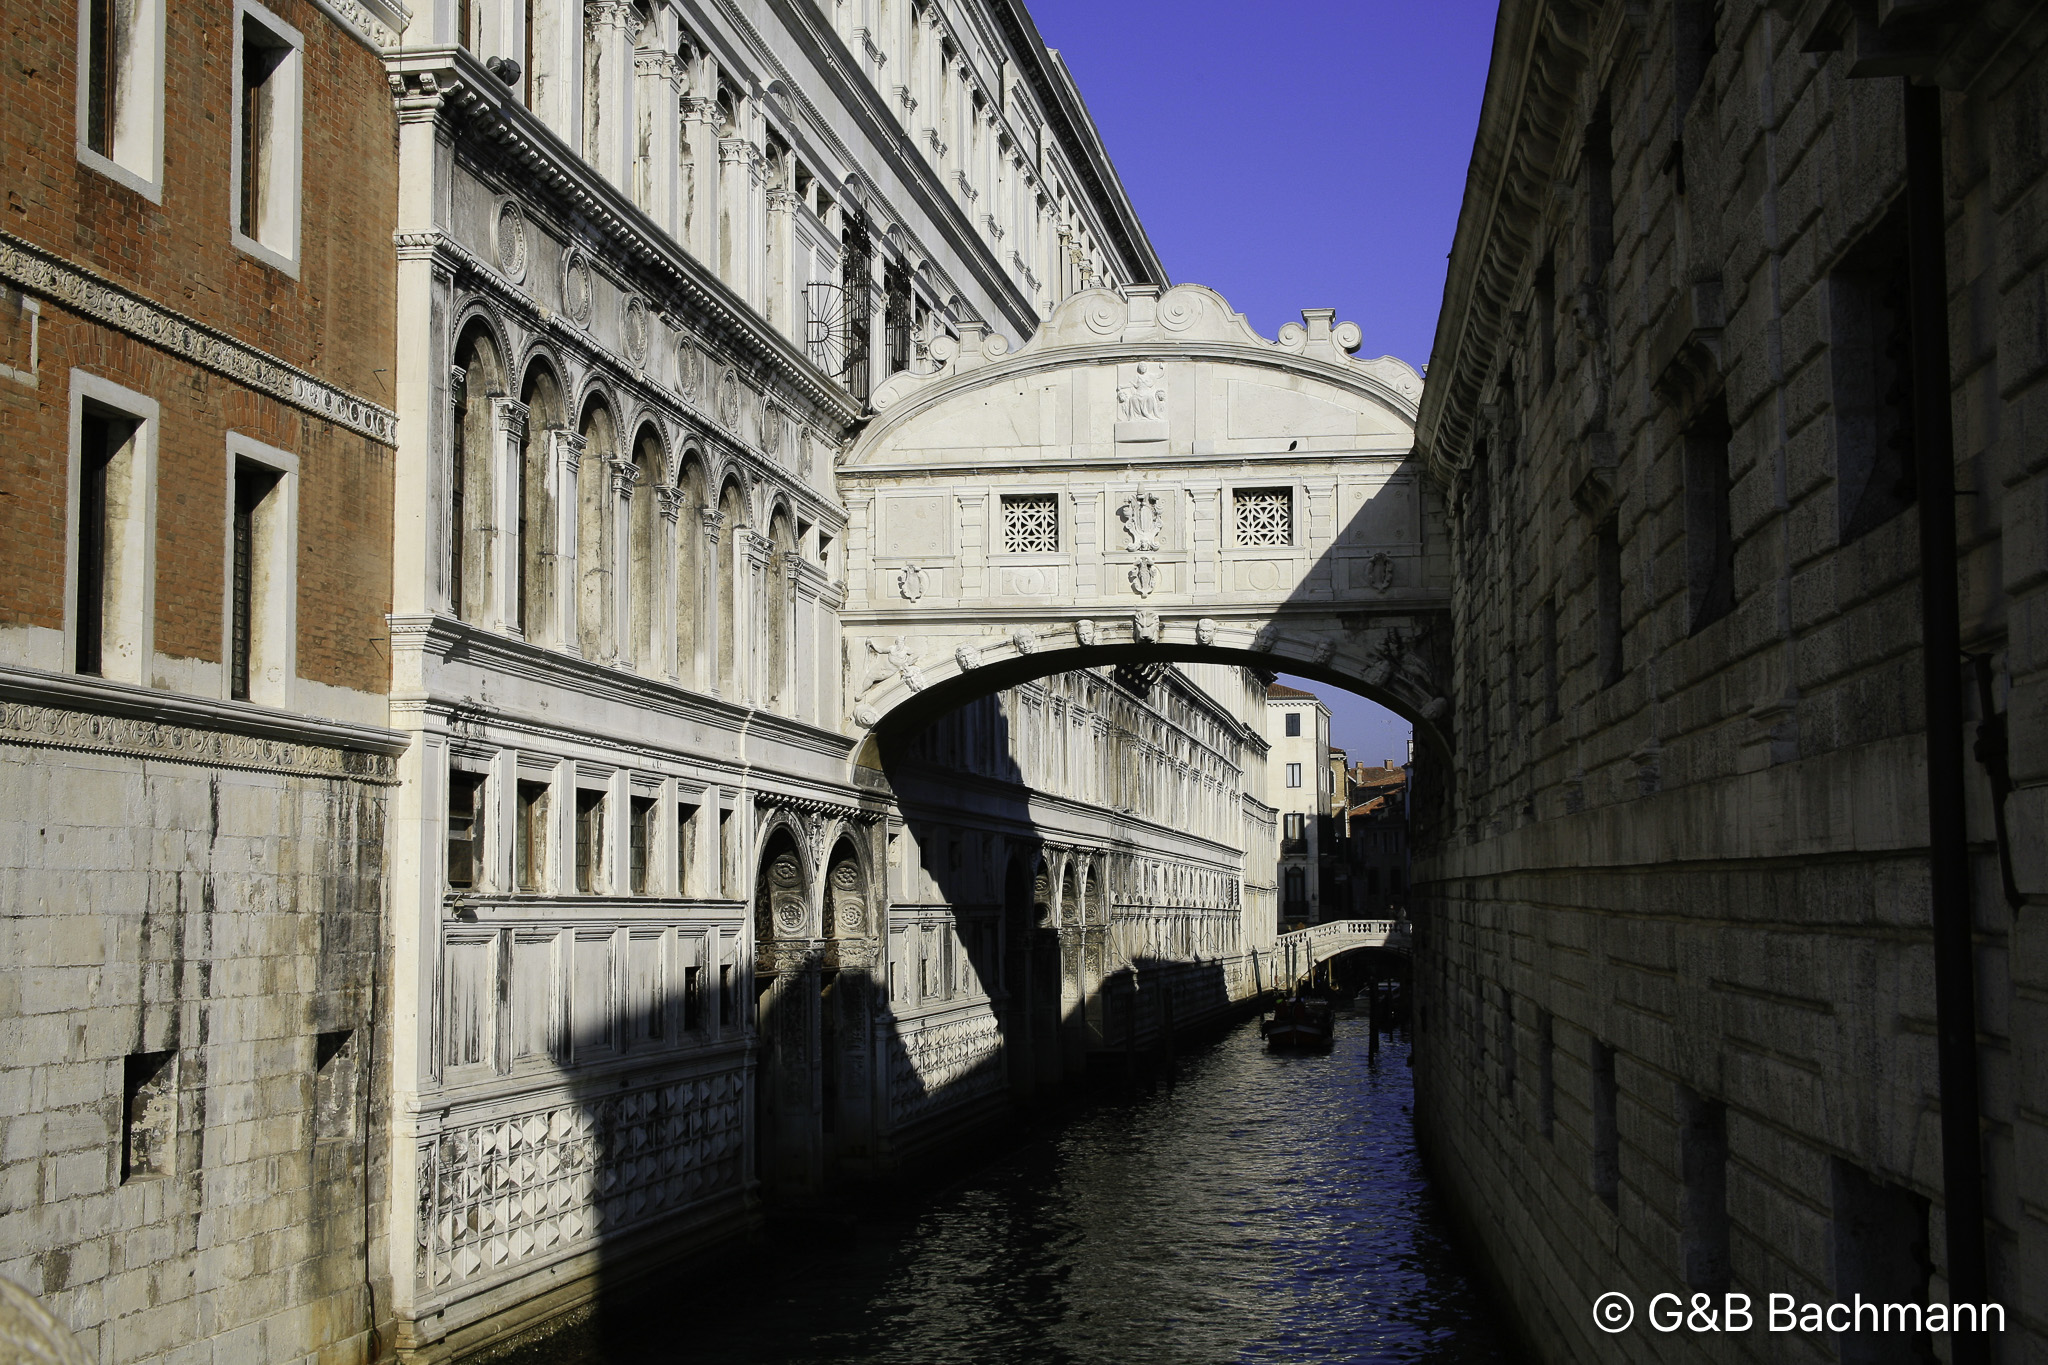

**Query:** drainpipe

left=1903, top=79, right=1988, bottom=1359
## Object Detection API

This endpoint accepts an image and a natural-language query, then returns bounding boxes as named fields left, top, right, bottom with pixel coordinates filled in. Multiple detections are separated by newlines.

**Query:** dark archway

left=752, top=827, right=815, bottom=1194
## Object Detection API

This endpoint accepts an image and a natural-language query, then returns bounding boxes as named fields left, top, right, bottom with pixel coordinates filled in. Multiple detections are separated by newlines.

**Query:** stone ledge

left=0, top=664, right=409, bottom=782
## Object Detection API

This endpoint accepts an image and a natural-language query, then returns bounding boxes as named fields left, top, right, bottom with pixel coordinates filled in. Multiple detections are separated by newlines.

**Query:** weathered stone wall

left=0, top=714, right=394, bottom=1365
left=1413, top=2, right=2047, bottom=1360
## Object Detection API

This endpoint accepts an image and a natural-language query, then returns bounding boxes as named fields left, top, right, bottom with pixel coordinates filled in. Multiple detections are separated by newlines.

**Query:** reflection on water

left=510, top=1013, right=1517, bottom=1365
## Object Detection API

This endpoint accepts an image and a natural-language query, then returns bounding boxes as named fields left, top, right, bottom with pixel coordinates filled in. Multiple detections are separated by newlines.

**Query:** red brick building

left=0, top=0, right=403, bottom=1355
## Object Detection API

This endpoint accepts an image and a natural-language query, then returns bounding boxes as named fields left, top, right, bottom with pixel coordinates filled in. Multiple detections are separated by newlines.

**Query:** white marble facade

left=372, top=0, right=1291, bottom=1355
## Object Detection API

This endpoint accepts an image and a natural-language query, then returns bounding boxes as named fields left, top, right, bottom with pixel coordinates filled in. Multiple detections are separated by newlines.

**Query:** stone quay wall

left=0, top=705, right=397, bottom=1365
left=1412, top=2, right=2048, bottom=1361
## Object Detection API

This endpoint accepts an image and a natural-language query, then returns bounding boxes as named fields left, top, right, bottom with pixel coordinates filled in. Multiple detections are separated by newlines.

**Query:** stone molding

left=397, top=224, right=847, bottom=535
left=385, top=613, right=857, bottom=759
left=0, top=232, right=400, bottom=445
left=306, top=0, right=408, bottom=51
left=864, top=283, right=1423, bottom=425
left=0, top=665, right=405, bottom=781
left=383, top=52, right=859, bottom=431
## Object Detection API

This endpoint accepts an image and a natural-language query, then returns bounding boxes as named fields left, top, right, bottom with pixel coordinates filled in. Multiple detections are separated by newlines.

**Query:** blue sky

left=1027, top=1, right=1496, bottom=765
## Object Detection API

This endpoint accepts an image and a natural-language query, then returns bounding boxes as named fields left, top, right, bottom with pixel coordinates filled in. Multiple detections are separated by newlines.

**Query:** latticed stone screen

left=1001, top=493, right=1060, bottom=553
left=1235, top=488, right=1293, bottom=547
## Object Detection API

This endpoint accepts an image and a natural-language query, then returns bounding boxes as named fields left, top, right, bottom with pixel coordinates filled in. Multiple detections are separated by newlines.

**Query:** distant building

left=1341, top=760, right=1409, bottom=917
left=1266, top=683, right=1332, bottom=928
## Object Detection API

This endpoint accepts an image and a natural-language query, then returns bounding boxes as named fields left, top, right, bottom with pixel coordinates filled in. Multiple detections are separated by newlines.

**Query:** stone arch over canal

left=837, top=284, right=1454, bottom=758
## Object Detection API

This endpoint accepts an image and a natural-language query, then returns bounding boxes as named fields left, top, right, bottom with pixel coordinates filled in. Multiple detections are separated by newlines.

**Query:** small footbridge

left=1273, top=918, right=1412, bottom=985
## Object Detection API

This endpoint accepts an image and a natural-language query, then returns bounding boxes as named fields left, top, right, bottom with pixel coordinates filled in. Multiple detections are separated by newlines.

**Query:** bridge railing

left=1275, top=918, right=1411, bottom=952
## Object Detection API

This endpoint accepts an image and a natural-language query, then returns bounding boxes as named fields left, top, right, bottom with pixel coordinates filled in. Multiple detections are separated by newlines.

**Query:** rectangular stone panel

left=996, top=565, right=1063, bottom=597
left=509, top=931, right=559, bottom=1063
left=1337, top=480, right=1416, bottom=544
left=876, top=494, right=953, bottom=558
left=1229, top=556, right=1295, bottom=596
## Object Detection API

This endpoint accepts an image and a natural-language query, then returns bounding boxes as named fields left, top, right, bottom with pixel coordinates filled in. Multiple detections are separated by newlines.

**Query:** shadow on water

left=500, top=1011, right=1518, bottom=1365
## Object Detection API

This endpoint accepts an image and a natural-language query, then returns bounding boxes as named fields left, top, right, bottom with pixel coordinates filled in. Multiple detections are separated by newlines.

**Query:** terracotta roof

left=1266, top=684, right=1318, bottom=700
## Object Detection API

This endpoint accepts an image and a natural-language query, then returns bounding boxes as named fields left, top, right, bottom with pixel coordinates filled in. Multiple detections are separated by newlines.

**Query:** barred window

left=1235, top=488, right=1292, bottom=546
left=1001, top=493, right=1060, bottom=553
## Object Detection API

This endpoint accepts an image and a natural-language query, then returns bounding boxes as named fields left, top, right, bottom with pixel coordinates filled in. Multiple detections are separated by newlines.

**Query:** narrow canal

left=507, top=1008, right=1518, bottom=1365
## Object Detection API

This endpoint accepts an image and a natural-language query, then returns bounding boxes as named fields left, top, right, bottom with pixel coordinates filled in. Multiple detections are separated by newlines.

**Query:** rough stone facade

left=1414, top=2, right=2047, bottom=1361
left=0, top=0, right=403, bottom=1357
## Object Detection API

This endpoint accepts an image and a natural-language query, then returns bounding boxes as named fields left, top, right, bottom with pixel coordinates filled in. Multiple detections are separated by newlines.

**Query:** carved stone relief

left=1117, top=490, right=1162, bottom=551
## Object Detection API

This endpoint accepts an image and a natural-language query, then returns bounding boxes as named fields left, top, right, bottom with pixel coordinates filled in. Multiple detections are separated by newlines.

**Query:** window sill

left=232, top=228, right=301, bottom=280
left=76, top=146, right=163, bottom=205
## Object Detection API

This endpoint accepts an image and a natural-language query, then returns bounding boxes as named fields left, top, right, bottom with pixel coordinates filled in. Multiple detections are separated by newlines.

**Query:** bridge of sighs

left=834, top=284, right=1453, bottom=748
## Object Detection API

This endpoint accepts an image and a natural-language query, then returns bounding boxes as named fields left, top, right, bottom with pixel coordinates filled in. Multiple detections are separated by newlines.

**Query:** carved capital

left=656, top=485, right=686, bottom=521
left=698, top=505, right=723, bottom=542
left=492, top=397, right=530, bottom=439
left=609, top=456, right=639, bottom=498
left=552, top=430, right=588, bottom=474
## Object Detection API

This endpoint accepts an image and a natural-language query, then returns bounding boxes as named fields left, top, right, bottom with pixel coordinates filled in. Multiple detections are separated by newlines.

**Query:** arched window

left=716, top=479, right=745, bottom=694
left=518, top=362, right=564, bottom=640
left=449, top=323, right=505, bottom=623
left=766, top=506, right=795, bottom=712
left=674, top=453, right=706, bottom=684
left=628, top=425, right=663, bottom=670
left=577, top=397, right=617, bottom=661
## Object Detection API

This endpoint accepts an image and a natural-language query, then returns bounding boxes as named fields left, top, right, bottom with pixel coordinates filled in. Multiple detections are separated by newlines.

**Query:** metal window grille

left=1002, top=494, right=1059, bottom=553
left=1235, top=488, right=1292, bottom=547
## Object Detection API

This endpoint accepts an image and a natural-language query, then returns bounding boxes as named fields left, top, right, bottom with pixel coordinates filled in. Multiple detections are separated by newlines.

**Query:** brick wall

left=1, top=0, right=398, bottom=401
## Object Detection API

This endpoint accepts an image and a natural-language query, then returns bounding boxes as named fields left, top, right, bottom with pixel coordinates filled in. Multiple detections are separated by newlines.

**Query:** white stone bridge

left=1274, top=918, right=1415, bottom=984
left=835, top=284, right=1453, bottom=750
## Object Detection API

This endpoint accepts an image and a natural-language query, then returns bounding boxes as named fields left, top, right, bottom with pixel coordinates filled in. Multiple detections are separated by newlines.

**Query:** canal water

left=507, top=1010, right=1518, bottom=1365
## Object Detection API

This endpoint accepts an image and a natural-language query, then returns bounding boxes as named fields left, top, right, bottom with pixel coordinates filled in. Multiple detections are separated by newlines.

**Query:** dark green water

left=508, top=1012, right=1517, bottom=1364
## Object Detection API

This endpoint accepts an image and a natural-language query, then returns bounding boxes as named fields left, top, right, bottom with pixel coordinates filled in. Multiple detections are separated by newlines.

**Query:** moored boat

left=1262, top=993, right=1335, bottom=1051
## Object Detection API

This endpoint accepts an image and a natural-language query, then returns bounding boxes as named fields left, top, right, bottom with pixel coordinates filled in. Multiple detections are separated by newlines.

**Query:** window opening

left=1235, top=488, right=1292, bottom=547
left=1596, top=517, right=1623, bottom=688
left=629, top=794, right=654, bottom=894
left=74, top=409, right=130, bottom=676
left=575, top=789, right=605, bottom=893
left=121, top=1050, right=177, bottom=1181
left=85, top=0, right=117, bottom=155
left=1591, top=1039, right=1619, bottom=1209
left=514, top=780, right=547, bottom=892
left=1001, top=493, right=1059, bottom=553
left=447, top=772, right=486, bottom=890
left=1683, top=394, right=1735, bottom=633
left=1679, top=1086, right=1731, bottom=1292
left=229, top=461, right=280, bottom=701
left=313, top=1030, right=358, bottom=1140
left=238, top=19, right=291, bottom=241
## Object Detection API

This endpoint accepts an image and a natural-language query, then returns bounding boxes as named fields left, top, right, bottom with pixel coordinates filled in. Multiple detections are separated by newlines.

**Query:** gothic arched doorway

left=753, top=829, right=815, bottom=1193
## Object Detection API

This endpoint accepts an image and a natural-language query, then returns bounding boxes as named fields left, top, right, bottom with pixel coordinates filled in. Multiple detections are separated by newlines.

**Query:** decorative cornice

left=385, top=50, right=861, bottom=432
left=1413, top=0, right=1594, bottom=484
left=387, top=613, right=856, bottom=758
left=306, top=0, right=408, bottom=51
left=403, top=225, right=848, bottom=531
left=0, top=664, right=406, bottom=780
left=0, top=232, right=399, bottom=445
